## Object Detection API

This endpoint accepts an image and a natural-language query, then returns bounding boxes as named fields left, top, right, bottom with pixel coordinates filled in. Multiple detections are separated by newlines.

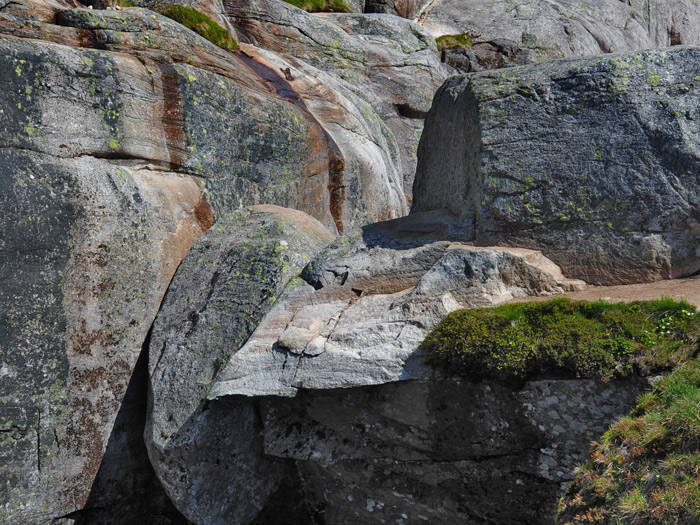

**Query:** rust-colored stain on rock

left=194, top=195, right=215, bottom=232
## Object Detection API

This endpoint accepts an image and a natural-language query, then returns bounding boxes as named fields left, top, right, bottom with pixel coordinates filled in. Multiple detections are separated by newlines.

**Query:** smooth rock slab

left=413, top=46, right=700, bottom=285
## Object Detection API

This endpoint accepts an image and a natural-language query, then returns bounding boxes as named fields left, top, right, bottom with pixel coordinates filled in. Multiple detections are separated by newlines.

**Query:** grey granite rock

left=413, top=46, right=700, bottom=285
left=0, top=3, right=415, bottom=517
left=0, top=147, right=207, bottom=523
left=418, top=0, right=652, bottom=61
left=145, top=205, right=334, bottom=524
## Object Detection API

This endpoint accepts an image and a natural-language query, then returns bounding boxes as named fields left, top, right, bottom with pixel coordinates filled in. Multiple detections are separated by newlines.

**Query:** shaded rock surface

left=257, top=374, right=648, bottom=524
left=225, top=0, right=448, bottom=197
left=413, top=46, right=700, bottom=285
left=146, top=205, right=334, bottom=524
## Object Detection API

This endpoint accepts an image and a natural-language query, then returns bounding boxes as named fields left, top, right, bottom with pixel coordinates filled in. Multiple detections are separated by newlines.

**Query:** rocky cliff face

left=3, top=0, right=700, bottom=523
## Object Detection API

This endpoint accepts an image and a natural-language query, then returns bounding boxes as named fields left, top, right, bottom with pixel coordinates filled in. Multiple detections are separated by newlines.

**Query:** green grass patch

left=281, top=0, right=350, bottom=12
left=156, top=4, right=237, bottom=51
left=421, top=298, right=700, bottom=383
left=435, top=32, right=473, bottom=51
left=557, top=358, right=700, bottom=524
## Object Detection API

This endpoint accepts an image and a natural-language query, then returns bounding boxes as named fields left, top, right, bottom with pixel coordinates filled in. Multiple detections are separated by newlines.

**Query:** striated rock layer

left=224, top=0, right=448, bottom=198
left=413, top=46, right=700, bottom=285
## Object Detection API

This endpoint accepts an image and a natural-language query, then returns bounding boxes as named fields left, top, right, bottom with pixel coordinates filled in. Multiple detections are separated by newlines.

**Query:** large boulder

left=151, top=211, right=657, bottom=524
left=413, top=46, right=700, bottom=285
left=145, top=205, right=334, bottom=524
left=224, top=0, right=449, bottom=198
left=0, top=148, right=207, bottom=523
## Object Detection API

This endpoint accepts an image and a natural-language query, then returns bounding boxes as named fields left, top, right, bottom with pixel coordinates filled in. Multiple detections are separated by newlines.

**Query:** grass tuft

left=421, top=298, right=699, bottom=383
left=435, top=32, right=473, bottom=51
left=557, top=359, right=700, bottom=524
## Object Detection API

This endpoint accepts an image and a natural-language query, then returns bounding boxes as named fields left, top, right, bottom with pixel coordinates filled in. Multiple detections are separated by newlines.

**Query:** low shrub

left=435, top=32, right=473, bottom=51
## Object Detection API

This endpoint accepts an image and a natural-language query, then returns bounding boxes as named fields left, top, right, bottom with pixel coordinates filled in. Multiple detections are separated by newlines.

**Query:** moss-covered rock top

left=421, top=298, right=700, bottom=383
left=156, top=4, right=237, bottom=50
left=558, top=357, right=700, bottom=524
left=280, top=0, right=350, bottom=12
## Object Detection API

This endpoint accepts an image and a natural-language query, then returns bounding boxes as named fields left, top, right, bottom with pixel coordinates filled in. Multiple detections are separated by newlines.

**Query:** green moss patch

left=557, top=358, right=700, bottom=524
left=281, top=0, right=349, bottom=12
left=435, top=32, right=473, bottom=51
left=421, top=298, right=700, bottom=383
left=156, top=4, right=237, bottom=51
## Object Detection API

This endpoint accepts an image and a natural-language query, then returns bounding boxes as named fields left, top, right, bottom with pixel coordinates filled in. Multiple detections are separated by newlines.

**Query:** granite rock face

left=225, top=0, right=449, bottom=197
left=2, top=2, right=408, bottom=234
left=417, top=0, right=700, bottom=60
left=413, top=46, right=700, bottom=285
left=145, top=205, right=334, bottom=524
left=0, top=148, right=207, bottom=523
left=0, top=0, right=422, bottom=519
left=415, top=0, right=700, bottom=75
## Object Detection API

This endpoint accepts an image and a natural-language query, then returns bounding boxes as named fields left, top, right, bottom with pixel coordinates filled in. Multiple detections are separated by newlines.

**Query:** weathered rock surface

left=417, top=0, right=652, bottom=61
left=149, top=210, right=670, bottom=525
left=2, top=1, right=408, bottom=234
left=441, top=38, right=533, bottom=74
left=225, top=0, right=448, bottom=197
left=146, top=205, right=334, bottom=524
left=413, top=0, right=700, bottom=76
left=413, top=46, right=700, bottom=285
left=0, top=0, right=426, bottom=519
left=628, top=0, right=700, bottom=48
